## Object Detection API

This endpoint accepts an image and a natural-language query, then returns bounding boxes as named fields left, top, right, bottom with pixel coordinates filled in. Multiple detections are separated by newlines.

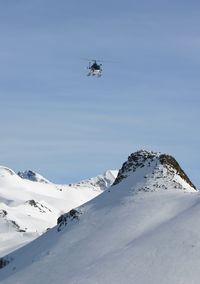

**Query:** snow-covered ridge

left=0, top=167, right=15, bottom=177
left=0, top=167, right=117, bottom=257
left=113, top=150, right=196, bottom=192
left=71, top=170, right=118, bottom=191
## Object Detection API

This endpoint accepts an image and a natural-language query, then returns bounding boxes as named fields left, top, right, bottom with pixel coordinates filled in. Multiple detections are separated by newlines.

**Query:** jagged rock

left=25, top=200, right=52, bottom=213
left=113, top=150, right=196, bottom=192
left=159, top=154, right=196, bottom=189
left=0, top=257, right=10, bottom=269
left=27, top=200, right=37, bottom=207
left=18, top=170, right=50, bottom=184
left=57, top=209, right=80, bottom=232
left=113, top=150, right=160, bottom=185
left=0, top=210, right=7, bottom=217
left=57, top=214, right=66, bottom=225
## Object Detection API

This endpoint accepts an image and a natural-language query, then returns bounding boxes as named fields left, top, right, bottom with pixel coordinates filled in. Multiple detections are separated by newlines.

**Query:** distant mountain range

left=0, top=166, right=117, bottom=257
left=0, top=150, right=199, bottom=284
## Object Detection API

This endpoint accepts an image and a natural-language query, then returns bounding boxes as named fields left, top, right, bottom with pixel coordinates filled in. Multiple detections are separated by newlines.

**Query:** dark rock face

left=18, top=170, right=37, bottom=181
left=10, top=220, right=26, bottom=233
left=113, top=150, right=158, bottom=186
left=27, top=200, right=37, bottom=207
left=25, top=200, right=52, bottom=213
left=159, top=154, right=196, bottom=190
left=0, top=210, right=26, bottom=232
left=113, top=150, right=196, bottom=190
left=0, top=257, right=10, bottom=269
left=0, top=210, right=8, bottom=218
left=57, top=209, right=80, bottom=232
left=18, top=170, right=49, bottom=184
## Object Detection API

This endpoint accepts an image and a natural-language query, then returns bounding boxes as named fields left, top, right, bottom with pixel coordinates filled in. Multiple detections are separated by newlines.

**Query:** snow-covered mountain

left=113, top=150, right=196, bottom=192
left=70, top=169, right=118, bottom=190
left=0, top=150, right=199, bottom=284
left=0, top=167, right=117, bottom=257
left=17, top=170, right=51, bottom=184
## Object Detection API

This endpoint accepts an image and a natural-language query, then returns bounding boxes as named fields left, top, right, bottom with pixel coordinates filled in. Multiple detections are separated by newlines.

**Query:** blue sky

left=0, top=0, right=199, bottom=186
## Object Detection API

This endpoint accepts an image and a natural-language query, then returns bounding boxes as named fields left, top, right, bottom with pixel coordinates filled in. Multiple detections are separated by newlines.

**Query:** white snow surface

left=0, top=166, right=117, bottom=257
left=0, top=150, right=199, bottom=284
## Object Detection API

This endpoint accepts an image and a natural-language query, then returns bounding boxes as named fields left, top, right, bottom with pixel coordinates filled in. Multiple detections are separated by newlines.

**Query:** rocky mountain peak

left=113, top=150, right=196, bottom=191
left=17, top=170, right=51, bottom=184
left=159, top=154, right=196, bottom=189
left=113, top=150, right=160, bottom=185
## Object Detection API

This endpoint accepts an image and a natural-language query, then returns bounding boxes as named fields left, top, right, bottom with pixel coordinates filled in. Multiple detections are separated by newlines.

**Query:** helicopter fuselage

left=85, top=59, right=103, bottom=77
left=90, top=68, right=101, bottom=74
left=88, top=62, right=102, bottom=77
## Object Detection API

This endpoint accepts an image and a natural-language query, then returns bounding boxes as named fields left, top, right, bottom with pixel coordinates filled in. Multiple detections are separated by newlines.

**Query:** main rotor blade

left=80, top=58, right=97, bottom=62
left=81, top=58, right=118, bottom=63
left=81, top=58, right=104, bottom=62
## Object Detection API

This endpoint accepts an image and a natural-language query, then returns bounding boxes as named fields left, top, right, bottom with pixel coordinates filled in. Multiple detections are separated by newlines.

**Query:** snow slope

left=0, top=167, right=117, bottom=257
left=0, top=150, right=199, bottom=284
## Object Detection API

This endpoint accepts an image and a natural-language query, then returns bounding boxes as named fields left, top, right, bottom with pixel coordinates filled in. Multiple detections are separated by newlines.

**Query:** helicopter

left=82, top=59, right=103, bottom=77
